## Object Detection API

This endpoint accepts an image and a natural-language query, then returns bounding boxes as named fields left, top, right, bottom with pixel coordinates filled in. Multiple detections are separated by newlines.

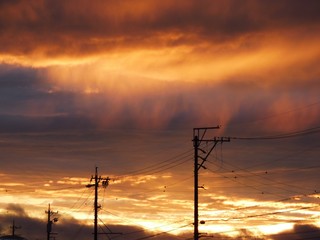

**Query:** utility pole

left=46, top=204, right=58, bottom=240
left=193, top=127, right=230, bottom=240
left=10, top=220, right=21, bottom=237
left=86, top=167, right=110, bottom=240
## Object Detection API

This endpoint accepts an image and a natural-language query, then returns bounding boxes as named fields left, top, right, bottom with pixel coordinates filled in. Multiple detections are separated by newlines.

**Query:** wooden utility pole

left=193, top=134, right=199, bottom=240
left=10, top=220, right=21, bottom=237
left=86, top=167, right=110, bottom=240
left=46, top=204, right=58, bottom=240
left=193, top=127, right=230, bottom=240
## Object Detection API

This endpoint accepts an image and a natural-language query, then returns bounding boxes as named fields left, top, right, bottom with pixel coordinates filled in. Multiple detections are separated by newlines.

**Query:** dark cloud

left=0, top=64, right=97, bottom=132
left=0, top=0, right=319, bottom=57
left=271, top=224, right=320, bottom=240
left=5, top=205, right=318, bottom=240
left=6, top=204, right=27, bottom=217
left=0, top=204, right=186, bottom=240
left=0, top=113, right=95, bottom=133
left=0, top=65, right=39, bottom=86
left=0, top=65, right=49, bottom=113
left=0, top=63, right=319, bottom=134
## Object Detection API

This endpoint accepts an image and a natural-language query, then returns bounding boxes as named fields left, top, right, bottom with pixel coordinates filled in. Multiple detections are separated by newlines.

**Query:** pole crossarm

left=193, top=126, right=220, bottom=142
left=10, top=220, right=21, bottom=237
left=197, top=137, right=230, bottom=171
left=193, top=127, right=230, bottom=240
left=87, top=167, right=111, bottom=240
left=46, top=204, right=58, bottom=240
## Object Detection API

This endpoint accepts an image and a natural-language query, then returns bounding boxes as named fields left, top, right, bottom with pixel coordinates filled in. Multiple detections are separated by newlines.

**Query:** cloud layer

left=1, top=0, right=320, bottom=58
left=0, top=1, right=319, bottom=238
left=1, top=204, right=319, bottom=240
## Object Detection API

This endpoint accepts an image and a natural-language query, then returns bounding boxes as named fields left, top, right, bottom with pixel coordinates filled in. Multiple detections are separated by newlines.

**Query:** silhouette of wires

left=204, top=204, right=320, bottom=222
left=116, top=148, right=193, bottom=177
left=227, top=98, right=320, bottom=127
left=206, top=158, right=317, bottom=196
left=100, top=208, right=191, bottom=240
left=229, top=126, right=320, bottom=140
left=131, top=223, right=192, bottom=240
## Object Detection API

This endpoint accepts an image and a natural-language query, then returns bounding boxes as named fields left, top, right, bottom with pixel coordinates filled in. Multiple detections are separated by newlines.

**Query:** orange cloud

left=1, top=0, right=319, bottom=66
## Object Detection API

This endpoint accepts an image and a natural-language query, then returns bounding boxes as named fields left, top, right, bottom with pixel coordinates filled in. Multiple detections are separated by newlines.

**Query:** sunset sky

left=0, top=1, right=320, bottom=239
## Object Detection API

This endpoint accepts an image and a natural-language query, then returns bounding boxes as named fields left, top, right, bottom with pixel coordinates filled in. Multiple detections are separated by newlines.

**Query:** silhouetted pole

left=87, top=167, right=110, bottom=240
left=10, top=220, right=20, bottom=237
left=193, top=127, right=230, bottom=240
left=46, top=204, right=58, bottom=240
left=193, top=135, right=199, bottom=240
left=94, top=167, right=98, bottom=240
left=47, top=204, right=50, bottom=240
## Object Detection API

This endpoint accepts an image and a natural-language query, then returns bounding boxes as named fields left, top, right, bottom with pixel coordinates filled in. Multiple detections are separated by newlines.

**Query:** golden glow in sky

left=0, top=1, right=319, bottom=240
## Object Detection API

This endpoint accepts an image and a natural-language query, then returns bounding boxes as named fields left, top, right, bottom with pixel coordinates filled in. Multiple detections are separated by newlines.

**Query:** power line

left=206, top=159, right=317, bottom=195
left=200, top=191, right=319, bottom=222
left=202, top=204, right=320, bottom=227
left=229, top=126, right=320, bottom=140
left=117, top=149, right=193, bottom=177
left=103, top=210, right=190, bottom=240
left=70, top=207, right=93, bottom=240
left=67, top=187, right=93, bottom=212
left=228, top=142, right=319, bottom=171
left=98, top=217, right=122, bottom=239
left=132, top=223, right=192, bottom=240
left=219, top=205, right=320, bottom=222
left=205, top=165, right=289, bottom=199
left=191, top=221, right=320, bottom=239
left=228, top=99, right=320, bottom=127
left=66, top=189, right=95, bottom=214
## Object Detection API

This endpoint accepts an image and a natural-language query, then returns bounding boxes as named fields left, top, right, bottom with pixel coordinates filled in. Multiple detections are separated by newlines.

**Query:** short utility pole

left=46, top=204, right=58, bottom=240
left=193, top=126, right=230, bottom=240
left=86, top=167, right=110, bottom=240
left=10, top=220, right=21, bottom=237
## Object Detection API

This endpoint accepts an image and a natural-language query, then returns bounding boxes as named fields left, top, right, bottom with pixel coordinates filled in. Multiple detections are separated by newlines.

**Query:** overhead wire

left=227, top=99, right=320, bottom=127
left=63, top=186, right=94, bottom=213
left=206, top=158, right=317, bottom=195
left=70, top=208, right=95, bottom=240
left=201, top=164, right=320, bottom=225
left=229, top=126, right=320, bottom=140
left=220, top=205, right=320, bottom=222
left=200, top=131, right=319, bottom=200
left=230, top=142, right=320, bottom=171
left=100, top=208, right=191, bottom=240
left=116, top=148, right=193, bottom=177
left=200, top=157, right=319, bottom=221
left=98, top=217, right=115, bottom=240
left=89, top=123, right=319, bottom=238
left=196, top=124, right=320, bottom=198
left=131, top=157, right=191, bottom=176
left=102, top=123, right=320, bottom=238
left=191, top=220, right=320, bottom=240
left=198, top=138, right=317, bottom=217
left=131, top=223, right=192, bottom=240
left=202, top=205, right=320, bottom=232
left=205, top=164, right=290, bottom=199
left=199, top=190, right=320, bottom=222
left=202, top=165, right=319, bottom=225
left=269, top=228, right=320, bottom=239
